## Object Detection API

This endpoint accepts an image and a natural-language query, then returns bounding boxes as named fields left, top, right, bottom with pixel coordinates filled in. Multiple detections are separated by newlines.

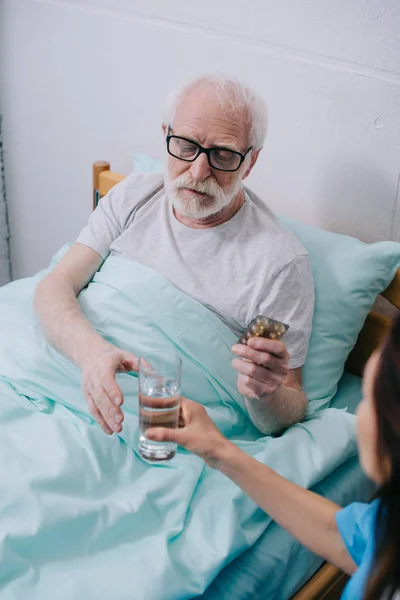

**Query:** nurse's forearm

left=215, top=442, right=357, bottom=575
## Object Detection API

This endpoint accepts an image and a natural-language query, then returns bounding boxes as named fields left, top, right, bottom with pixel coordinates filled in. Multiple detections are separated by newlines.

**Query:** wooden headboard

left=93, top=161, right=125, bottom=209
left=92, top=160, right=400, bottom=378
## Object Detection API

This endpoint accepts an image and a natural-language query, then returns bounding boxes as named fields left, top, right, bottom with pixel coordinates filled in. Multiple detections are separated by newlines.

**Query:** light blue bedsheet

left=202, top=373, right=374, bottom=600
left=0, top=249, right=358, bottom=600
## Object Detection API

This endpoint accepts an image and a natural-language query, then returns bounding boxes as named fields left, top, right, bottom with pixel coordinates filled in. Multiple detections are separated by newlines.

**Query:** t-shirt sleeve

left=76, top=179, right=129, bottom=259
left=336, top=501, right=379, bottom=567
left=76, top=172, right=164, bottom=260
left=259, top=255, right=314, bottom=369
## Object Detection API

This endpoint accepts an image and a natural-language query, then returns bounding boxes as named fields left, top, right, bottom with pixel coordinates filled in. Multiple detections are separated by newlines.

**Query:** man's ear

left=242, top=149, right=261, bottom=180
left=162, top=123, right=167, bottom=137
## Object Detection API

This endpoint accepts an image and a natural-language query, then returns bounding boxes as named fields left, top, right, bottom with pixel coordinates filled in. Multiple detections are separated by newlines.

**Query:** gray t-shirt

left=77, top=172, right=314, bottom=369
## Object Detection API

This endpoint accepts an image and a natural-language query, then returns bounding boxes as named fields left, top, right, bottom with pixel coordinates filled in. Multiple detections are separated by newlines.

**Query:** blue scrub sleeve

left=336, top=500, right=379, bottom=567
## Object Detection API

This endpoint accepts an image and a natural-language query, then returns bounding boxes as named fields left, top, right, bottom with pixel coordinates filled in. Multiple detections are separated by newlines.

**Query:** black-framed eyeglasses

left=166, top=127, right=252, bottom=172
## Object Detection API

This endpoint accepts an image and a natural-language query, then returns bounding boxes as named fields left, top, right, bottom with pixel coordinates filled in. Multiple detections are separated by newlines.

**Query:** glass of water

left=138, top=351, right=182, bottom=461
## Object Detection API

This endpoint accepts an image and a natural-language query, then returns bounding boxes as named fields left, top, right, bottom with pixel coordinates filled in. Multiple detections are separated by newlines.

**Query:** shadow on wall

left=317, top=163, right=396, bottom=244
left=0, top=115, right=12, bottom=285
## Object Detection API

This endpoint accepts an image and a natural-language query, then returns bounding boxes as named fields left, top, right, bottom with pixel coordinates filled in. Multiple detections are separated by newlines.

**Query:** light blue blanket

left=0, top=249, right=357, bottom=600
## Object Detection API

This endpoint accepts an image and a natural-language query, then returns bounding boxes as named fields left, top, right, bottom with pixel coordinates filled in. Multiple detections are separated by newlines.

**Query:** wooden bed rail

left=92, top=161, right=125, bottom=209
left=381, top=269, right=400, bottom=308
left=293, top=564, right=348, bottom=600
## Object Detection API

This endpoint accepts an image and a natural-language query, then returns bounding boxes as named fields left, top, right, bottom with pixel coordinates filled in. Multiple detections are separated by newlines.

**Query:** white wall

left=0, top=0, right=400, bottom=279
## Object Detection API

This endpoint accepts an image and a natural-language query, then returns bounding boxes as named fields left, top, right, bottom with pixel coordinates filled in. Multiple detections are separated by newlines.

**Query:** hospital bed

left=93, top=160, right=400, bottom=600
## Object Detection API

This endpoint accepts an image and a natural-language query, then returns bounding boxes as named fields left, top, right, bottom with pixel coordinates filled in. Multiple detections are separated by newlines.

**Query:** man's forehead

left=172, top=86, right=249, bottom=146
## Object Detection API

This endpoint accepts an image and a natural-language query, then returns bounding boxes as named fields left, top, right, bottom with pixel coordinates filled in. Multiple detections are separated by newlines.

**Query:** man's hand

left=81, top=345, right=138, bottom=435
left=231, top=337, right=306, bottom=434
left=146, top=397, right=229, bottom=468
left=231, top=337, right=289, bottom=399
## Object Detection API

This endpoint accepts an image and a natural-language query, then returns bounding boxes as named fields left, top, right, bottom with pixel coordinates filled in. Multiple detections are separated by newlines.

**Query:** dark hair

left=365, top=312, right=400, bottom=600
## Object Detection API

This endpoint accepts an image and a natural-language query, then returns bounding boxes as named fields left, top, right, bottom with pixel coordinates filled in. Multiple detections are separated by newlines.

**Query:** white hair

left=163, top=74, right=268, bottom=151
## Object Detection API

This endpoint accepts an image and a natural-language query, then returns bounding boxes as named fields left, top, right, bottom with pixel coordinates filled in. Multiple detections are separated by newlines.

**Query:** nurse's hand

left=146, top=397, right=230, bottom=467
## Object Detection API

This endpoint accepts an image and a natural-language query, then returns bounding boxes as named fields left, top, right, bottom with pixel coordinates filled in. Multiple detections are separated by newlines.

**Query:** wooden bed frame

left=92, top=160, right=400, bottom=600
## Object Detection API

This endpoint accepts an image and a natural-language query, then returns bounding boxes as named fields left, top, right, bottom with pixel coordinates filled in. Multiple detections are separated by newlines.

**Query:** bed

left=0, top=162, right=397, bottom=600
left=92, top=161, right=400, bottom=600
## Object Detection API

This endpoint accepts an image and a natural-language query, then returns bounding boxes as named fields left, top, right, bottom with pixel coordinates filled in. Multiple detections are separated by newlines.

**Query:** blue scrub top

left=336, top=500, right=380, bottom=599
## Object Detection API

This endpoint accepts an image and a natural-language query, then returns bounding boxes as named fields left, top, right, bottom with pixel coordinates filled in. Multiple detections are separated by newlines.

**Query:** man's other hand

left=81, top=345, right=138, bottom=434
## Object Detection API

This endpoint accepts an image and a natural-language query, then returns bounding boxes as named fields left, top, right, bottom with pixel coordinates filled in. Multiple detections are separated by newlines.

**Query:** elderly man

left=34, top=75, right=314, bottom=437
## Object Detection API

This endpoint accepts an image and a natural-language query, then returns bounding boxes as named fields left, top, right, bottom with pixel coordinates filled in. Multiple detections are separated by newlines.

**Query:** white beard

left=164, top=168, right=243, bottom=220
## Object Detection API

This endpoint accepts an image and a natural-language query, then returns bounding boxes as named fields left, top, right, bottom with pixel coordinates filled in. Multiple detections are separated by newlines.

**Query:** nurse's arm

left=147, top=398, right=357, bottom=576
left=216, top=442, right=357, bottom=575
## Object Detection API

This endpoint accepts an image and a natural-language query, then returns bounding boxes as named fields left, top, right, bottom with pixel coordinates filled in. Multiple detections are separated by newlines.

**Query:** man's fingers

left=92, top=385, right=123, bottom=433
left=247, top=337, right=289, bottom=358
left=232, top=346, right=288, bottom=376
left=238, top=376, right=273, bottom=399
left=87, top=393, right=113, bottom=435
left=233, top=338, right=288, bottom=359
left=102, top=378, right=124, bottom=408
left=239, top=384, right=262, bottom=399
left=232, top=358, right=284, bottom=383
left=119, top=351, right=139, bottom=373
left=232, top=349, right=287, bottom=374
left=238, top=372, right=282, bottom=398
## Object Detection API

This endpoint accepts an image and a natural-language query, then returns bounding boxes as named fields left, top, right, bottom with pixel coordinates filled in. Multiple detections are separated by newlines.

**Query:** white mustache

left=172, top=175, right=221, bottom=196
left=164, top=163, right=243, bottom=220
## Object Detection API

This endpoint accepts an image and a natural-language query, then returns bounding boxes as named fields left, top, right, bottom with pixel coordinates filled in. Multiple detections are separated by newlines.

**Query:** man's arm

left=243, top=368, right=307, bottom=435
left=35, top=244, right=106, bottom=365
left=34, top=243, right=138, bottom=434
left=232, top=337, right=307, bottom=434
left=233, top=252, right=314, bottom=434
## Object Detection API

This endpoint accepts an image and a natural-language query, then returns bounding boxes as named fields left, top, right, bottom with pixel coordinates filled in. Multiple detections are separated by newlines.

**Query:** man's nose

left=189, top=152, right=212, bottom=182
